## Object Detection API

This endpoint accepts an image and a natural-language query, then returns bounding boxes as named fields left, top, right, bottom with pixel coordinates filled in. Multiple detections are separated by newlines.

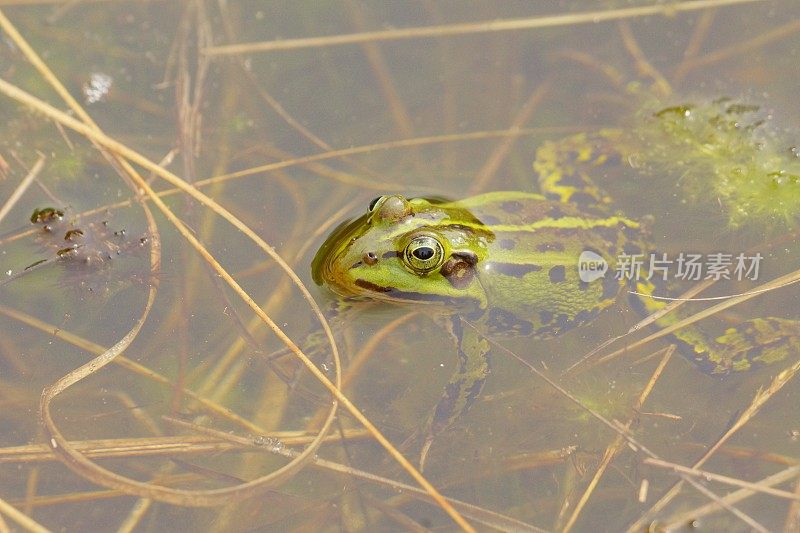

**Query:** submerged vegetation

left=629, top=97, right=800, bottom=229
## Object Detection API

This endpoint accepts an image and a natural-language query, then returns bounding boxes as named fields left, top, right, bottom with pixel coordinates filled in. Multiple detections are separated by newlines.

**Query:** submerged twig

left=0, top=154, right=44, bottom=225
left=164, top=416, right=543, bottom=533
left=0, top=432, right=370, bottom=464
left=203, top=0, right=766, bottom=56
left=345, top=0, right=422, bottom=171
left=0, top=496, right=48, bottom=533
left=643, top=458, right=800, bottom=501
left=468, top=79, right=552, bottom=194
left=470, top=321, right=768, bottom=531
left=0, top=305, right=271, bottom=433
left=629, top=356, right=800, bottom=531
left=561, top=346, right=674, bottom=532
left=675, top=18, right=800, bottom=79
left=672, top=6, right=718, bottom=84
left=595, top=267, right=800, bottom=367
left=617, top=21, right=672, bottom=98
left=662, top=465, right=800, bottom=528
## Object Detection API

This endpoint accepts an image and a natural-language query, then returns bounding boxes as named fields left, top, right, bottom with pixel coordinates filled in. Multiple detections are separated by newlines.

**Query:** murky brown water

left=0, top=1, right=798, bottom=531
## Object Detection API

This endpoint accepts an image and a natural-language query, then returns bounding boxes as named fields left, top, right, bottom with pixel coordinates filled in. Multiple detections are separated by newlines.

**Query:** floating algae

left=624, top=97, right=800, bottom=229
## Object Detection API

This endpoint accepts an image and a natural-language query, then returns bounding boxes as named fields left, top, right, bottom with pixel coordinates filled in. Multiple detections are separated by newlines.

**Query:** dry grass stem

left=676, top=18, right=800, bottom=79
left=469, top=80, right=552, bottom=194
left=662, top=465, right=800, bottom=528
left=629, top=357, right=800, bottom=531
left=0, top=0, right=129, bottom=5
left=307, top=310, right=421, bottom=430
left=165, top=416, right=543, bottom=533
left=643, top=458, right=800, bottom=501
left=0, top=432, right=370, bottom=465
left=207, top=127, right=549, bottom=187
left=786, top=476, right=800, bottom=532
left=561, top=346, right=674, bottom=532
left=0, top=496, right=49, bottom=533
left=478, top=326, right=765, bottom=530
left=0, top=155, right=44, bottom=225
left=203, top=0, right=766, bottom=56
left=0, top=305, right=269, bottom=433
left=596, top=267, right=800, bottom=367
left=345, top=0, right=424, bottom=173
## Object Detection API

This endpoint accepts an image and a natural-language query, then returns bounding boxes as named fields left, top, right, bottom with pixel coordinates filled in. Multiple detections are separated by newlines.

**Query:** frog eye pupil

left=368, top=196, right=383, bottom=211
left=403, top=235, right=444, bottom=274
left=412, top=247, right=434, bottom=260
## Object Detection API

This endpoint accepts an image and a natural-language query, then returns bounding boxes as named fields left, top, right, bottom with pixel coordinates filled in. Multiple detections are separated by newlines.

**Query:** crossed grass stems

left=0, top=1, right=798, bottom=531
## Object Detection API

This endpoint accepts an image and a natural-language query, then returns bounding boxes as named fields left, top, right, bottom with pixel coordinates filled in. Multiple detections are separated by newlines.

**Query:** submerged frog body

left=312, top=131, right=800, bottom=465
left=313, top=191, right=638, bottom=339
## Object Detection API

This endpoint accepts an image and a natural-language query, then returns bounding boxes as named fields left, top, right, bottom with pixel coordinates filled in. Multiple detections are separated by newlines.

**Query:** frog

left=311, top=129, right=800, bottom=467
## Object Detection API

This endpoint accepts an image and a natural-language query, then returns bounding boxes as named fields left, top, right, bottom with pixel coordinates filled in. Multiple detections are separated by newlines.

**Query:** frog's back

left=454, top=192, right=637, bottom=338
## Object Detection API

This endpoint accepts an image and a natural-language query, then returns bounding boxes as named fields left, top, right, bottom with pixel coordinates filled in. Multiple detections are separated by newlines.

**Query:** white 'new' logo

left=578, top=250, right=608, bottom=282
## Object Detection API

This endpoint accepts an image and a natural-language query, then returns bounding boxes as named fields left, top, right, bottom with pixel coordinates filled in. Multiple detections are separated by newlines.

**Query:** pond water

left=0, top=1, right=798, bottom=532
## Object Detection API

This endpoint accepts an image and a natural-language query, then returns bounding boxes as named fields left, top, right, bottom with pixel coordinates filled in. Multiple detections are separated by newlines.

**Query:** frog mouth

left=351, top=278, right=475, bottom=307
left=354, top=279, right=392, bottom=293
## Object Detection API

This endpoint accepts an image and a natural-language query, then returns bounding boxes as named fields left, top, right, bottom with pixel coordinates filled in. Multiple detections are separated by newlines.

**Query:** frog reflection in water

left=312, top=131, right=800, bottom=467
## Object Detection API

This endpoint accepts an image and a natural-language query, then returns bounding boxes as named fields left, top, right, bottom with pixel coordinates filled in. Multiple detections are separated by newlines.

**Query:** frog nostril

left=363, top=251, right=378, bottom=265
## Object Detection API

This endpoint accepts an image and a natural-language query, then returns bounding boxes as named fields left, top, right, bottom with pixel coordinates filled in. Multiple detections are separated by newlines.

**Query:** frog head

left=312, top=195, right=489, bottom=309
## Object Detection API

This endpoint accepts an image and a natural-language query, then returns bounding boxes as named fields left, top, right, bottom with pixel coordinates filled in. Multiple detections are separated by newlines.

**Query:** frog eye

left=403, top=235, right=445, bottom=274
left=368, top=196, right=383, bottom=212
